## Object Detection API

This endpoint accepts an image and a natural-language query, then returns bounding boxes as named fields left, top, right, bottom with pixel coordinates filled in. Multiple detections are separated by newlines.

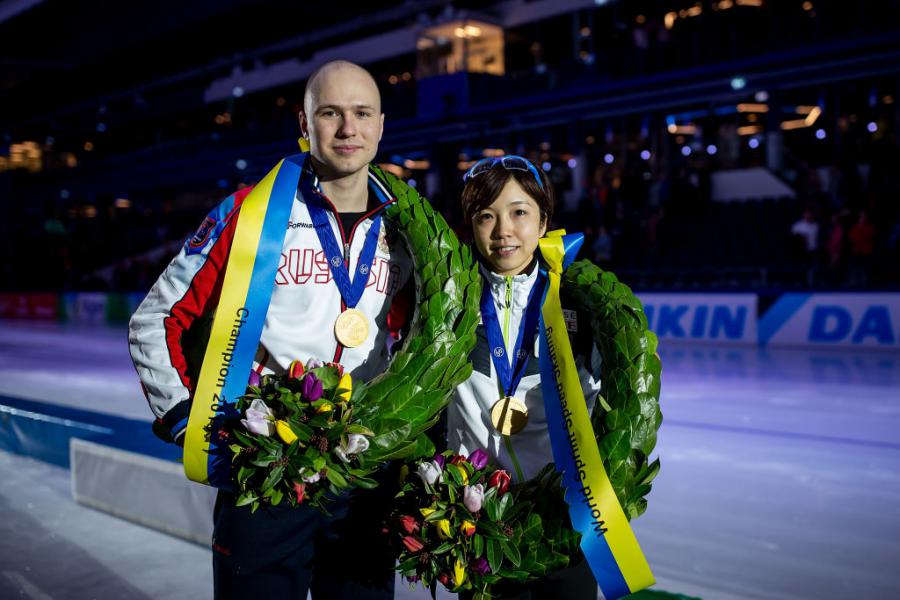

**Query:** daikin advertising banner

left=637, top=294, right=757, bottom=345
left=758, top=293, right=900, bottom=350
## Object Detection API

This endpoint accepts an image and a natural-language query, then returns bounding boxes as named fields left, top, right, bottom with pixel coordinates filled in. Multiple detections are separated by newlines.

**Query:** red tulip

left=288, top=359, right=305, bottom=379
left=399, top=515, right=420, bottom=534
left=438, top=573, right=450, bottom=586
left=449, top=454, right=467, bottom=466
left=488, top=470, right=511, bottom=495
left=292, top=481, right=306, bottom=504
left=402, top=536, right=424, bottom=553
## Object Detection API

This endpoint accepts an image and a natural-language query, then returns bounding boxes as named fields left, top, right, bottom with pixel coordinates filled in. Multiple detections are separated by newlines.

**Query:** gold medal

left=334, top=308, right=370, bottom=348
left=490, top=396, right=529, bottom=435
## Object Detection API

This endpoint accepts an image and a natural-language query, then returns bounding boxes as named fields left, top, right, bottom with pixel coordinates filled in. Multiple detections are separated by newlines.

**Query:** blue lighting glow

left=706, top=144, right=718, bottom=155
left=236, top=159, right=247, bottom=170
left=815, top=129, right=827, bottom=140
left=567, top=158, right=577, bottom=168
left=603, top=153, right=614, bottom=164
left=232, top=86, right=245, bottom=98
left=867, top=121, right=878, bottom=133
left=681, top=146, right=691, bottom=156
left=640, top=150, right=651, bottom=160
left=542, top=161, right=552, bottom=171
left=730, top=77, right=747, bottom=91
left=748, top=138, right=760, bottom=149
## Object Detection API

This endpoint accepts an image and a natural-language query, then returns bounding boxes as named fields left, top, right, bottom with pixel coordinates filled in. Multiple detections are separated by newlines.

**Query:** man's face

left=300, top=66, right=384, bottom=179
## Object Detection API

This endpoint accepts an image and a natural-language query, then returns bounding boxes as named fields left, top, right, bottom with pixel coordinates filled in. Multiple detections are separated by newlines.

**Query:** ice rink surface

left=1, top=320, right=899, bottom=599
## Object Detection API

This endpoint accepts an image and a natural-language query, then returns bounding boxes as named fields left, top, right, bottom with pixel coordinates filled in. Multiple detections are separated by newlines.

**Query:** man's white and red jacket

left=128, top=166, right=413, bottom=444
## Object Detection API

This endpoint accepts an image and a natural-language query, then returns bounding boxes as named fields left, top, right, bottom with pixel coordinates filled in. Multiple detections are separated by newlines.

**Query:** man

left=129, top=60, right=412, bottom=599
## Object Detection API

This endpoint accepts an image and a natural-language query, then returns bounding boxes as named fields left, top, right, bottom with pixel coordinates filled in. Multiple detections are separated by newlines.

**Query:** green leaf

left=472, top=533, right=484, bottom=558
left=234, top=492, right=258, bottom=507
left=325, top=468, right=348, bottom=487
left=432, top=542, right=453, bottom=554
left=486, top=539, right=502, bottom=573
left=500, top=540, right=521, bottom=568
left=346, top=423, right=374, bottom=436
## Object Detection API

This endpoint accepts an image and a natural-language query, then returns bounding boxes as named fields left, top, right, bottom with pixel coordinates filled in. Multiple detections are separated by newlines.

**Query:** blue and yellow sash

left=183, top=154, right=304, bottom=487
left=538, top=230, right=654, bottom=598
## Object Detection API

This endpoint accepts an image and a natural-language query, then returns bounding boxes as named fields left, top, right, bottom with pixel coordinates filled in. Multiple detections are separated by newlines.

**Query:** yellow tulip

left=453, top=558, right=467, bottom=587
left=335, top=373, right=352, bottom=403
left=316, top=401, right=334, bottom=414
left=460, top=520, right=476, bottom=537
left=275, top=420, right=298, bottom=445
left=419, top=507, right=436, bottom=518
left=454, top=464, right=469, bottom=485
left=436, top=519, right=451, bottom=539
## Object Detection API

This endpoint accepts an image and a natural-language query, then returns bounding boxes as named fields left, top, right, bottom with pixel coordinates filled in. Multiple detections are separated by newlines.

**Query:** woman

left=448, top=155, right=602, bottom=600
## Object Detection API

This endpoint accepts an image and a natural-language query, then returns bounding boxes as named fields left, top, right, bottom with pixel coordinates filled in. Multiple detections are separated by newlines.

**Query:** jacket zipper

left=312, top=186, right=395, bottom=363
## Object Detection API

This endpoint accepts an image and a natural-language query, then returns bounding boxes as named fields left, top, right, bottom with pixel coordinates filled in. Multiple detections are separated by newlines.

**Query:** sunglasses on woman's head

left=462, top=155, right=545, bottom=191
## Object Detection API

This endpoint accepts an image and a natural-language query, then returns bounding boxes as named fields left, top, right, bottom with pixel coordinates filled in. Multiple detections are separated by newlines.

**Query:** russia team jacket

left=129, top=164, right=414, bottom=443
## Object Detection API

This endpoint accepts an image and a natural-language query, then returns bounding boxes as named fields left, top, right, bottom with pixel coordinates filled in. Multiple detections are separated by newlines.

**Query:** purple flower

left=248, top=370, right=261, bottom=387
left=468, top=449, right=489, bottom=470
left=432, top=453, right=445, bottom=468
left=472, top=557, right=491, bottom=575
left=300, top=373, right=323, bottom=401
left=405, top=575, right=420, bottom=583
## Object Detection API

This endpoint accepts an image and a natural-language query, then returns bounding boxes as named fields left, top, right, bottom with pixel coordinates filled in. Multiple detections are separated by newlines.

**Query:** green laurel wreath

left=351, top=167, right=481, bottom=464
left=562, top=260, right=662, bottom=520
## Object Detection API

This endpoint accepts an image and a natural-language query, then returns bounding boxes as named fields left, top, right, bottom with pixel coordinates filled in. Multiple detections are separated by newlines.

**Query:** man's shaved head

left=299, top=60, right=385, bottom=181
left=303, top=60, right=381, bottom=115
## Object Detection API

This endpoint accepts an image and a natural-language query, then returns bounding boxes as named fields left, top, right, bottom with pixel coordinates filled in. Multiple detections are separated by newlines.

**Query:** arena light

left=567, top=158, right=577, bottom=168
left=737, top=125, right=762, bottom=135
left=730, top=77, right=747, bottom=91
left=867, top=121, right=878, bottom=133
left=114, top=198, right=132, bottom=209
left=737, top=103, right=768, bottom=113
left=404, top=159, right=431, bottom=170
left=482, top=148, right=505, bottom=158
left=736, top=0, right=763, bottom=6
left=640, top=150, right=651, bottom=160
left=668, top=125, right=698, bottom=135
left=603, top=154, right=614, bottom=165
left=804, top=106, right=822, bottom=126
left=781, top=119, right=810, bottom=130
left=706, top=144, right=718, bottom=155
left=815, top=129, right=827, bottom=139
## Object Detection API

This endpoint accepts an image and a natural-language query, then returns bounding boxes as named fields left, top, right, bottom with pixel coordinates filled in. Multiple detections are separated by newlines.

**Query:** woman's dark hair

left=460, top=163, right=554, bottom=227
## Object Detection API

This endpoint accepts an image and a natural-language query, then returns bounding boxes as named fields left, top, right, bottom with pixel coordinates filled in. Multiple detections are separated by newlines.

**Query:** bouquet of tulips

left=226, top=358, right=376, bottom=512
left=389, top=451, right=578, bottom=599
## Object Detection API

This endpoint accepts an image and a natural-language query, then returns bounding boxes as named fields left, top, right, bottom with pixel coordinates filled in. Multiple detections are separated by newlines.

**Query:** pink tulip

left=463, top=483, right=484, bottom=512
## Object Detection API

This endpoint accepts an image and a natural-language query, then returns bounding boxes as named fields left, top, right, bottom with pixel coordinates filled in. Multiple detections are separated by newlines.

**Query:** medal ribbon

left=479, top=268, right=545, bottom=398
left=537, top=230, right=655, bottom=599
left=183, top=154, right=304, bottom=487
left=300, top=167, right=384, bottom=310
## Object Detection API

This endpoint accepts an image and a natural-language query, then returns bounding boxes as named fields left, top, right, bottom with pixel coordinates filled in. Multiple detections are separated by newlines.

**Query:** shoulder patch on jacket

left=186, top=216, right=217, bottom=254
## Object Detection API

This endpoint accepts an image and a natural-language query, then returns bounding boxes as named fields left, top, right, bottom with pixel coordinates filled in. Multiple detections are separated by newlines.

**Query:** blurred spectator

left=592, top=225, right=613, bottom=269
left=791, top=208, right=820, bottom=287
left=848, top=210, right=876, bottom=287
left=826, top=212, right=846, bottom=285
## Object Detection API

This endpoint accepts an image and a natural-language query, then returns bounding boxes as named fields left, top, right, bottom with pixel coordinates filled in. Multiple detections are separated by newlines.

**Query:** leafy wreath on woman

left=359, top=170, right=661, bottom=498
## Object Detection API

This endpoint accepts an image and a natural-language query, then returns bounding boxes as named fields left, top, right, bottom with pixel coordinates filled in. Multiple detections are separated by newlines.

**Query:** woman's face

left=471, top=178, right=547, bottom=276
